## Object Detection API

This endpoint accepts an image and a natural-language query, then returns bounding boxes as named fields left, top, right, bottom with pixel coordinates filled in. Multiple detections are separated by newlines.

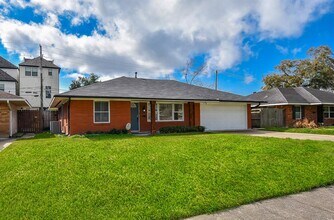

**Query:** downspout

left=6, top=100, right=12, bottom=137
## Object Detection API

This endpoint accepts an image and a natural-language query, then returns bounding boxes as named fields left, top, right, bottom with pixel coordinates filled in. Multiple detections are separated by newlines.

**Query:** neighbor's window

left=324, top=106, right=334, bottom=118
left=157, top=103, right=184, bottom=121
left=32, top=67, right=38, bottom=76
left=94, top=101, right=110, bottom=123
left=294, top=106, right=302, bottom=119
left=25, top=67, right=31, bottom=76
left=45, top=86, right=51, bottom=98
left=0, top=84, right=4, bottom=91
left=48, top=69, right=52, bottom=76
left=25, top=67, right=38, bottom=76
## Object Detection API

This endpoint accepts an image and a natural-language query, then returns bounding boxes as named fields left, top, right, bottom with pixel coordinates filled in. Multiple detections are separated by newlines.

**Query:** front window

left=48, top=69, right=52, bottom=76
left=0, top=84, right=4, bottom=91
left=45, top=86, right=51, bottom=98
left=94, top=101, right=110, bottom=123
left=157, top=103, right=184, bottom=121
left=294, top=106, right=302, bottom=119
left=324, top=106, right=334, bottom=118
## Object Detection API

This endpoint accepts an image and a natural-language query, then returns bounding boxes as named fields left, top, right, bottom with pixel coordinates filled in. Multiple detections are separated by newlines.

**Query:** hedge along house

left=49, top=77, right=261, bottom=135
left=248, top=87, right=334, bottom=126
left=0, top=91, right=31, bottom=138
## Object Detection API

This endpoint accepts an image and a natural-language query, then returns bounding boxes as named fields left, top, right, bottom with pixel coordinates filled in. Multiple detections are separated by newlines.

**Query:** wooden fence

left=251, top=108, right=285, bottom=128
left=18, top=109, right=58, bottom=133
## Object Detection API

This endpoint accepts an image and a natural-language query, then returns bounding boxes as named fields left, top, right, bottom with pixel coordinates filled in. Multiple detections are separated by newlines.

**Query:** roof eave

left=53, top=94, right=263, bottom=103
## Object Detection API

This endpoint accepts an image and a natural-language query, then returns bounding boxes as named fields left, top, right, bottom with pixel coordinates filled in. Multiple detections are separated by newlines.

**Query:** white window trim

left=0, top=84, right=4, bottom=91
left=48, top=69, right=53, bottom=76
left=294, top=105, right=302, bottom=120
left=93, top=101, right=110, bottom=124
left=156, top=102, right=184, bottom=122
left=25, top=67, right=38, bottom=77
left=324, top=105, right=334, bottom=119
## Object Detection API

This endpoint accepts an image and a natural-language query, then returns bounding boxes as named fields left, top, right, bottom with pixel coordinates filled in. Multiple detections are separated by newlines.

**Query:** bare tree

left=182, top=58, right=208, bottom=85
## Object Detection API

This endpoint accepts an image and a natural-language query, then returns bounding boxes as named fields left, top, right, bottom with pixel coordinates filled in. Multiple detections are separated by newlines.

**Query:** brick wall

left=139, top=102, right=200, bottom=132
left=68, top=100, right=131, bottom=135
left=275, top=105, right=318, bottom=126
left=0, top=102, right=10, bottom=138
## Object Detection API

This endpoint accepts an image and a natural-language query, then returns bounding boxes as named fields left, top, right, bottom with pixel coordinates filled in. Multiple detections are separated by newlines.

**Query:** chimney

left=135, top=72, right=137, bottom=78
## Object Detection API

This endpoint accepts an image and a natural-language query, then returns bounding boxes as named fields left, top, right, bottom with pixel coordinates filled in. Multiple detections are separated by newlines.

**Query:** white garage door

left=200, top=103, right=247, bottom=131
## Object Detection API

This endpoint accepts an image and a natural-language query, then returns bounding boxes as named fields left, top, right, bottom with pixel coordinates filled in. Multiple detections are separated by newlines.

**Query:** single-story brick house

left=0, top=91, right=31, bottom=137
left=248, top=87, right=334, bottom=126
left=49, top=77, right=260, bottom=135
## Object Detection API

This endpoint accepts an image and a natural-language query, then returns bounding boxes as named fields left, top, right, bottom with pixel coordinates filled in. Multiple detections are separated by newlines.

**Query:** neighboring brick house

left=248, top=87, right=334, bottom=126
left=49, top=76, right=260, bottom=135
left=0, top=91, right=31, bottom=138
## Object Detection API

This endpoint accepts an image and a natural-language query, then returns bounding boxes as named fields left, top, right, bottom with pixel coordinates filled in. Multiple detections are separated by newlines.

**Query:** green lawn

left=0, top=133, right=334, bottom=219
left=265, top=126, right=334, bottom=135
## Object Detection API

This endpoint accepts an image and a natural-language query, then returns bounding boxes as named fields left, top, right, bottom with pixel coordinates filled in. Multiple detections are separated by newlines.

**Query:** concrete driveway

left=188, top=185, right=334, bottom=220
left=234, top=129, right=334, bottom=142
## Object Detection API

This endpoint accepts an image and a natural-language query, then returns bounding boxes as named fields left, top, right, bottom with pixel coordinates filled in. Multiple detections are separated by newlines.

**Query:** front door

left=131, top=103, right=139, bottom=131
left=317, top=105, right=324, bottom=123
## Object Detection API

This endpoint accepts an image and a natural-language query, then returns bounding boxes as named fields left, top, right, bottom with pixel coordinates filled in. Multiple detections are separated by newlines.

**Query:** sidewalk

left=234, top=129, right=334, bottom=142
left=188, top=185, right=334, bottom=220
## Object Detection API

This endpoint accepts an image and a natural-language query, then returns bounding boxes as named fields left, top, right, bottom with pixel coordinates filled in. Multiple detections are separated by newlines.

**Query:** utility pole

left=39, top=44, right=44, bottom=130
left=215, top=70, right=218, bottom=90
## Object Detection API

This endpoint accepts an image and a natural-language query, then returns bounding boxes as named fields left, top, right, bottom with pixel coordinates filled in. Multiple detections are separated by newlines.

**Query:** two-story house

left=0, top=56, right=19, bottom=94
left=19, top=57, right=60, bottom=109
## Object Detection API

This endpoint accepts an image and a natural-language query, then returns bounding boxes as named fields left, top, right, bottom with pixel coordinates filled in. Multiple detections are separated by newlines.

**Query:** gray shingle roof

left=0, top=56, right=17, bottom=69
left=56, top=76, right=260, bottom=102
left=0, top=91, right=24, bottom=100
left=19, top=56, right=60, bottom=69
left=248, top=87, right=334, bottom=105
left=0, top=69, right=17, bottom=82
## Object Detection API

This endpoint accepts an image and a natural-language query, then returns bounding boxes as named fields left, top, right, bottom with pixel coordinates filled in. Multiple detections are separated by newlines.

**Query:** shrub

left=159, top=126, right=205, bottom=134
left=293, top=119, right=318, bottom=128
left=85, top=129, right=129, bottom=135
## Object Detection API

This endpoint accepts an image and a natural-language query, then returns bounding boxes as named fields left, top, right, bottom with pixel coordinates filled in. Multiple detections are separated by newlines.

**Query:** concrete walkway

left=235, top=129, right=334, bottom=142
left=188, top=185, right=334, bottom=220
left=0, top=133, right=35, bottom=151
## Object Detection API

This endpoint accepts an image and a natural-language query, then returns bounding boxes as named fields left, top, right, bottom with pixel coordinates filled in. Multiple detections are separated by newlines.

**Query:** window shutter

left=292, top=106, right=296, bottom=120
left=301, top=106, right=305, bottom=119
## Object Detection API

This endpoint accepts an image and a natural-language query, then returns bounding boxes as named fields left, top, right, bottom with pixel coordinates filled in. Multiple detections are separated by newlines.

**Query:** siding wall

left=0, top=81, right=16, bottom=94
left=19, top=66, right=59, bottom=108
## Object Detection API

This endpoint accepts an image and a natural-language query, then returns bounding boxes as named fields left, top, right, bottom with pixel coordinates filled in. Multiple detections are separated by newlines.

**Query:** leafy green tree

left=69, top=73, right=100, bottom=90
left=263, top=46, right=334, bottom=90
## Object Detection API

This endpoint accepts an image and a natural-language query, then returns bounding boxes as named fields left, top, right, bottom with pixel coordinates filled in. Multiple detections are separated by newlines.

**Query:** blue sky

left=0, top=0, right=333, bottom=95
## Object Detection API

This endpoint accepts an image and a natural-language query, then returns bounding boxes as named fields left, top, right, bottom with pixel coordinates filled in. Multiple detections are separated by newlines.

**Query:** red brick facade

left=59, top=100, right=252, bottom=135
left=0, top=102, right=10, bottom=138
left=272, top=105, right=334, bottom=127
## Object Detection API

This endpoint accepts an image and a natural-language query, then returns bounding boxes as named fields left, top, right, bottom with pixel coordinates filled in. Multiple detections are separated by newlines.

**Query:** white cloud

left=292, top=47, right=302, bottom=56
left=244, top=74, right=255, bottom=84
left=275, top=45, right=289, bottom=55
left=0, top=0, right=331, bottom=81
left=64, top=73, right=85, bottom=80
